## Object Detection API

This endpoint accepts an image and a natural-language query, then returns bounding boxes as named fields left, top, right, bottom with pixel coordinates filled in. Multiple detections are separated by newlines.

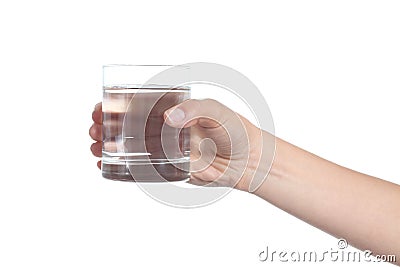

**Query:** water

left=102, top=85, right=190, bottom=182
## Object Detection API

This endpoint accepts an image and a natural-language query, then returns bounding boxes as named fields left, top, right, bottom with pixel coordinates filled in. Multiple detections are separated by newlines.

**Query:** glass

left=102, top=65, right=191, bottom=182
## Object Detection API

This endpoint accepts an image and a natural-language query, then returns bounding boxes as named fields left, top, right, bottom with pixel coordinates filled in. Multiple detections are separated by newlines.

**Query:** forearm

left=252, top=136, right=400, bottom=262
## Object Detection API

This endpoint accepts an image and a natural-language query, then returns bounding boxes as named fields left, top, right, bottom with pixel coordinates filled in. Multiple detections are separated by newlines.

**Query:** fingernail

left=166, top=108, right=185, bottom=123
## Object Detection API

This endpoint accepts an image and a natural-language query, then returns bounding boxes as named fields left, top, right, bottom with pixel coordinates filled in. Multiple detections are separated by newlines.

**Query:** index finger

left=92, top=102, right=102, bottom=124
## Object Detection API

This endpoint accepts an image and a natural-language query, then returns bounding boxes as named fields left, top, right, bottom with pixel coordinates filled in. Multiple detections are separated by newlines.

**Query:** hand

left=89, top=102, right=102, bottom=170
left=89, top=99, right=266, bottom=191
left=164, top=99, right=265, bottom=190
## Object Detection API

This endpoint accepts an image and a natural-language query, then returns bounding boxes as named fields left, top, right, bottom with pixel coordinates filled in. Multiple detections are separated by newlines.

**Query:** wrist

left=236, top=129, right=277, bottom=193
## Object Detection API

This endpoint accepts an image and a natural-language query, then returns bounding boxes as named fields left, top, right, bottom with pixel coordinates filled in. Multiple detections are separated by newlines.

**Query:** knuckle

left=89, top=124, right=98, bottom=138
left=201, top=98, right=220, bottom=106
left=89, top=125, right=95, bottom=136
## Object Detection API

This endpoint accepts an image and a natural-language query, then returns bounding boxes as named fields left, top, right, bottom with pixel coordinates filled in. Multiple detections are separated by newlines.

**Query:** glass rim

left=103, top=64, right=188, bottom=68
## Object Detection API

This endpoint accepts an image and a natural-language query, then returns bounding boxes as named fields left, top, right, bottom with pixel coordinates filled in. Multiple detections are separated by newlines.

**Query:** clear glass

left=102, top=65, right=191, bottom=182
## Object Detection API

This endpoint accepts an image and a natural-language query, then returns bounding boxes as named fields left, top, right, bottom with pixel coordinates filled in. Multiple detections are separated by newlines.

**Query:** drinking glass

left=102, top=65, right=190, bottom=182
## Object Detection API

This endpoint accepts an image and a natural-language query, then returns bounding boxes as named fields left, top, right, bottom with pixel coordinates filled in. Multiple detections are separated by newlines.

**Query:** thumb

left=163, top=99, right=233, bottom=128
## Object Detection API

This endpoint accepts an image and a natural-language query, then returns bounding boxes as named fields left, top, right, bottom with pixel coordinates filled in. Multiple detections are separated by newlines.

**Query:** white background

left=0, top=0, right=399, bottom=266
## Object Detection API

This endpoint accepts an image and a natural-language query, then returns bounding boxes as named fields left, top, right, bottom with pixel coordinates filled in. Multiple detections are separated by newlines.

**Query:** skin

left=90, top=99, right=400, bottom=265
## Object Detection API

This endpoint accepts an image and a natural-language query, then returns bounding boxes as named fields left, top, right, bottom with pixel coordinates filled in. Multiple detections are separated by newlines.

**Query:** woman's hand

left=89, top=102, right=102, bottom=170
left=89, top=99, right=268, bottom=191
left=164, top=99, right=265, bottom=190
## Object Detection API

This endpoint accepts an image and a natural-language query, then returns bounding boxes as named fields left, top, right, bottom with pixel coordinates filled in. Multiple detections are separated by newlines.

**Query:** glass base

left=102, top=162, right=190, bottom=182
